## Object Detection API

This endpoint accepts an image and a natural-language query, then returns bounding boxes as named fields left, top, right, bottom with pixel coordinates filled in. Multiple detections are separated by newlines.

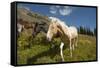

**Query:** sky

left=17, top=3, right=97, bottom=31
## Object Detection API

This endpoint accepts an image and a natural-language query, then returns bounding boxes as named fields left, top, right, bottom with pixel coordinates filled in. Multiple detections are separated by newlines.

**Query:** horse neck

left=57, top=24, right=69, bottom=42
left=58, top=23, right=69, bottom=34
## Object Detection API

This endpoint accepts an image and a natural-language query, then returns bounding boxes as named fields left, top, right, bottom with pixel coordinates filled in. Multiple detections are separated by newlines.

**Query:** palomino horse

left=47, top=17, right=78, bottom=61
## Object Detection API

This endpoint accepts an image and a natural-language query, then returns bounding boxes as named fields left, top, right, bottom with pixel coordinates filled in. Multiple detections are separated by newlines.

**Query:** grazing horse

left=17, top=19, right=48, bottom=37
left=47, top=17, right=78, bottom=61
left=17, top=19, right=38, bottom=37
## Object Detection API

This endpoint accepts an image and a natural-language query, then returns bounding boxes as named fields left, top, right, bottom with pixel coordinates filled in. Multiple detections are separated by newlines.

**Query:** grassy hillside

left=17, top=8, right=50, bottom=24
left=17, top=33, right=96, bottom=65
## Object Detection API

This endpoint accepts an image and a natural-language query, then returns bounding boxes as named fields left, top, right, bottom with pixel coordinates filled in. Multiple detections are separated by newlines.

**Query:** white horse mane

left=49, top=16, right=71, bottom=37
left=49, top=17, right=68, bottom=29
left=49, top=17, right=78, bottom=37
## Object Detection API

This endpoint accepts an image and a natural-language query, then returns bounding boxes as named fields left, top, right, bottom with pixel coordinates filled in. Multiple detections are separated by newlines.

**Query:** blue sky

left=17, top=3, right=97, bottom=31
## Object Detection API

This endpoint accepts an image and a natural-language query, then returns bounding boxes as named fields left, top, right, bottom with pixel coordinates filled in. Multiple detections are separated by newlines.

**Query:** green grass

left=17, top=33, right=96, bottom=65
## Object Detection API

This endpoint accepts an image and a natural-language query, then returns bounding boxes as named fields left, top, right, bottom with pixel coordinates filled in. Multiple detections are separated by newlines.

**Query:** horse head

left=46, top=21, right=60, bottom=42
left=47, top=17, right=67, bottom=42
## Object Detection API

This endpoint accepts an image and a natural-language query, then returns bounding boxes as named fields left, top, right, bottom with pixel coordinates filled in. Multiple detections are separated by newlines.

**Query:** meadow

left=17, top=31, right=96, bottom=65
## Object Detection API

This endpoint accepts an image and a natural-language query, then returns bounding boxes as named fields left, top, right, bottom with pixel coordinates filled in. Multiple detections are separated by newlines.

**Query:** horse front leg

left=72, top=39, right=75, bottom=51
left=70, top=39, right=72, bottom=58
left=60, top=42, right=64, bottom=62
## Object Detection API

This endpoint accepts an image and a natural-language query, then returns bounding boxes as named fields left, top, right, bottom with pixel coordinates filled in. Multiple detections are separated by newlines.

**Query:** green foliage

left=94, top=28, right=97, bottom=36
left=78, top=26, right=94, bottom=36
left=17, top=33, right=96, bottom=65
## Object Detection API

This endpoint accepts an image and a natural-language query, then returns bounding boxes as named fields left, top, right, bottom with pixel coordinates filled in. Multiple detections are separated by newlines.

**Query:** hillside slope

left=17, top=34, right=96, bottom=65
left=17, top=7, right=50, bottom=33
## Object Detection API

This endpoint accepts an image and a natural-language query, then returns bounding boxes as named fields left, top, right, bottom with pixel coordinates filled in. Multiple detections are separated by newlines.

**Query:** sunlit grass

left=17, top=33, right=96, bottom=65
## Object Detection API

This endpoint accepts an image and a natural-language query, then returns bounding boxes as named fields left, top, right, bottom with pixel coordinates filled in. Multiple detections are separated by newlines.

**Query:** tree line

left=78, top=26, right=96, bottom=36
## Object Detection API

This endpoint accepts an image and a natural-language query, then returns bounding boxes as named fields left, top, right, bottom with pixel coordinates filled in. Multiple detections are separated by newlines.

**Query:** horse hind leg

left=75, top=37, right=78, bottom=47
left=69, top=39, right=72, bottom=58
left=60, top=42, right=64, bottom=61
left=72, top=39, right=75, bottom=51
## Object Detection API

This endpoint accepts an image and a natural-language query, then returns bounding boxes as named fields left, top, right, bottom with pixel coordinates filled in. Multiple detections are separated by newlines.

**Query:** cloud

left=59, top=6, right=72, bottom=16
left=49, top=6, right=72, bottom=16
left=49, top=6, right=57, bottom=14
